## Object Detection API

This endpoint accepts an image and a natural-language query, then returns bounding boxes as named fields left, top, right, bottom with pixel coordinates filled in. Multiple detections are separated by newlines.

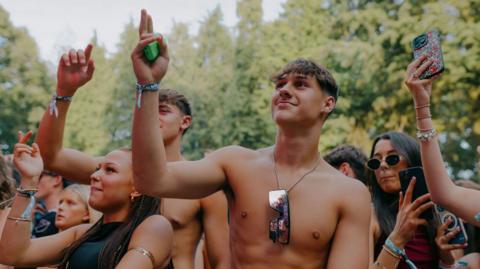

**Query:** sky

left=0, top=0, right=285, bottom=64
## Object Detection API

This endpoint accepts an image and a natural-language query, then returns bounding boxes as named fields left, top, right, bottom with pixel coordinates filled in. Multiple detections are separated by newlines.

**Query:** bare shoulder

left=132, top=215, right=173, bottom=239
left=207, top=145, right=265, bottom=163
left=322, top=165, right=371, bottom=205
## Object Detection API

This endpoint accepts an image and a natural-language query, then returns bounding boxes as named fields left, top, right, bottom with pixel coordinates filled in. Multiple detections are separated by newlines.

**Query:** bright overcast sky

left=0, top=0, right=285, bottom=64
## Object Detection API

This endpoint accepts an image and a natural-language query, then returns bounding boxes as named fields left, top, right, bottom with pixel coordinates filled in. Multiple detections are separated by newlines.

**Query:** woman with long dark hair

left=368, top=131, right=465, bottom=269
left=0, top=132, right=173, bottom=269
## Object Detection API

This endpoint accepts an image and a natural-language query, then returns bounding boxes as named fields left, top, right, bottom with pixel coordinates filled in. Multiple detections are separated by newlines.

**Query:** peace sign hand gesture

left=13, top=131, right=44, bottom=188
left=131, top=9, right=169, bottom=85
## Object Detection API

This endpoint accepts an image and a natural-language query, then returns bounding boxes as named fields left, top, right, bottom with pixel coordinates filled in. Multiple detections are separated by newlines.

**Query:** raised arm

left=327, top=181, right=371, bottom=269
left=405, top=56, right=480, bottom=225
left=0, top=132, right=85, bottom=267
left=200, top=191, right=230, bottom=269
left=35, top=44, right=100, bottom=184
left=131, top=10, right=226, bottom=199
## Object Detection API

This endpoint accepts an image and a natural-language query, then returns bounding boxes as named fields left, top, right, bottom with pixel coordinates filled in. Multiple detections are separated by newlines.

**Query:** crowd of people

left=0, top=8, right=480, bottom=269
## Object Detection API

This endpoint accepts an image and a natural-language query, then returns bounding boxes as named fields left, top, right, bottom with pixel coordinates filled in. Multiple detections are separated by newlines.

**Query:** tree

left=0, top=5, right=52, bottom=154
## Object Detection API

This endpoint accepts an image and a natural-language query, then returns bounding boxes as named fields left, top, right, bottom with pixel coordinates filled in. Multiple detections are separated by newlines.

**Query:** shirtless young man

left=131, top=9, right=371, bottom=269
left=35, top=45, right=229, bottom=268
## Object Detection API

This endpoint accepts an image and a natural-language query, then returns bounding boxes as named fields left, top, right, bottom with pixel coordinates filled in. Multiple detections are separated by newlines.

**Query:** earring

left=130, top=193, right=135, bottom=202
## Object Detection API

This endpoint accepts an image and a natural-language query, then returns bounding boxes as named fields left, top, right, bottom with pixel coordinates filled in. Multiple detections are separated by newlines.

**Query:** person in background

left=324, top=144, right=368, bottom=184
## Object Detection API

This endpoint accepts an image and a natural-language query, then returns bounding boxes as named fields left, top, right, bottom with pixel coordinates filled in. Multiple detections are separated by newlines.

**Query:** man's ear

left=180, top=115, right=192, bottom=134
left=338, top=162, right=351, bottom=177
left=323, top=96, right=336, bottom=114
left=53, top=175, right=63, bottom=188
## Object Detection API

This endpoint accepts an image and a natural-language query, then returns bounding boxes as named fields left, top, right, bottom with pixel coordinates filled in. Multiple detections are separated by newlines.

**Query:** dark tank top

left=67, top=222, right=121, bottom=269
left=67, top=222, right=174, bottom=269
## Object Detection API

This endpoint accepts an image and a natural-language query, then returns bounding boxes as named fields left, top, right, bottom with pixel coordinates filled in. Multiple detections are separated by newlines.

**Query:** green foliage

left=1, top=1, right=480, bottom=179
left=0, top=6, right=52, bottom=153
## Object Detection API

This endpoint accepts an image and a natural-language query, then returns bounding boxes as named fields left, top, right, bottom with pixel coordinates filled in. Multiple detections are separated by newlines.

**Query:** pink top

left=398, top=227, right=438, bottom=269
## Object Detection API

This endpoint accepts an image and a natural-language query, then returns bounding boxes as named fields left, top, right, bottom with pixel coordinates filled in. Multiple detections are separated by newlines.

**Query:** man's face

left=157, top=102, right=191, bottom=143
left=35, top=172, right=60, bottom=200
left=271, top=73, right=334, bottom=126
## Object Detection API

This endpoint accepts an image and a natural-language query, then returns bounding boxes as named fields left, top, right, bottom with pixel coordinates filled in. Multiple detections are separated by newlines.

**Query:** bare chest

left=227, top=163, right=340, bottom=252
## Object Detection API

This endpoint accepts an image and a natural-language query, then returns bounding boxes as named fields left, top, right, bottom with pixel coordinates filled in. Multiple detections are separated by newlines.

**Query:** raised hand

left=131, top=9, right=169, bottom=84
left=404, top=55, right=440, bottom=106
left=388, top=178, right=434, bottom=247
left=57, top=44, right=95, bottom=96
left=13, top=131, right=44, bottom=187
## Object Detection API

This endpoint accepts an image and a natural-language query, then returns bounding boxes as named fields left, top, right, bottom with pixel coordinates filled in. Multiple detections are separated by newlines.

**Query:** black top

left=32, top=211, right=58, bottom=238
left=67, top=222, right=121, bottom=269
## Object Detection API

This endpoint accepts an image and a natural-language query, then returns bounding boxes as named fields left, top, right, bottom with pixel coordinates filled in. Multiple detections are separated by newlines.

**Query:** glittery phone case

left=412, top=30, right=445, bottom=79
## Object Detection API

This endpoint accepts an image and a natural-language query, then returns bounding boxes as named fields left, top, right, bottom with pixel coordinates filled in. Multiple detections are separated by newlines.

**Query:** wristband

left=385, top=239, right=417, bottom=269
left=49, top=93, right=73, bottom=117
left=136, top=82, right=159, bottom=108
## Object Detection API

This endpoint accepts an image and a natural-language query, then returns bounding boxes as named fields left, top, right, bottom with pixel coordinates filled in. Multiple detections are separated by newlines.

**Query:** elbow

left=133, top=171, right=161, bottom=197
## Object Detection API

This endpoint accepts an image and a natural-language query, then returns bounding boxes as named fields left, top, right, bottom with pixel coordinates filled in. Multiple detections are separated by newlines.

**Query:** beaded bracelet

left=416, top=128, right=437, bottom=142
left=384, top=239, right=417, bottom=269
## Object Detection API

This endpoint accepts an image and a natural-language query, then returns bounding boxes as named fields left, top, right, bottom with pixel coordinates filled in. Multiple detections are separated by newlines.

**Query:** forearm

left=0, top=193, right=34, bottom=265
left=35, top=99, right=70, bottom=167
left=415, top=106, right=456, bottom=205
left=132, top=90, right=168, bottom=196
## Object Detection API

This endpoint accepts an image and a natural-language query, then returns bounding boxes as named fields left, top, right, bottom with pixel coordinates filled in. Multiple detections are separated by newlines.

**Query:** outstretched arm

left=35, top=44, right=100, bottom=184
left=131, top=10, right=226, bottom=199
left=405, top=56, right=480, bottom=225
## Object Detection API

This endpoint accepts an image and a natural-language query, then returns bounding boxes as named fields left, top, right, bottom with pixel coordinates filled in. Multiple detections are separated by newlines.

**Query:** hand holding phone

left=399, top=167, right=433, bottom=220
left=412, top=30, right=444, bottom=79
left=434, top=205, right=468, bottom=245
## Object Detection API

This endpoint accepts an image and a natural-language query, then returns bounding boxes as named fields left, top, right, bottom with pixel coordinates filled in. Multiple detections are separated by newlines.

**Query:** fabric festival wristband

left=49, top=93, right=73, bottom=117
left=385, top=239, right=417, bottom=269
left=136, top=82, right=159, bottom=108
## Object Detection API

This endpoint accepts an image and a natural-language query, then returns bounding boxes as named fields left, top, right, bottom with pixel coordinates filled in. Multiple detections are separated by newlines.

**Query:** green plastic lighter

left=143, top=41, right=160, bottom=62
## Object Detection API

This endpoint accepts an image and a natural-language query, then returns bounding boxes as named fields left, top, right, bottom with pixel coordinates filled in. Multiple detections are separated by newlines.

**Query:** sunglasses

left=366, top=154, right=402, bottom=171
left=268, top=189, right=290, bottom=244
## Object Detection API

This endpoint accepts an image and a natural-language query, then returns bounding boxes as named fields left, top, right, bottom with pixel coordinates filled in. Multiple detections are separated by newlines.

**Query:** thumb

left=86, top=60, right=95, bottom=79
left=32, top=143, right=41, bottom=157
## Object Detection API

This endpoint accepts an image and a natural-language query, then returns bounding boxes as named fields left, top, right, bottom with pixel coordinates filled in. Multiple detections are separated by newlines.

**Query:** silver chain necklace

left=273, top=149, right=321, bottom=192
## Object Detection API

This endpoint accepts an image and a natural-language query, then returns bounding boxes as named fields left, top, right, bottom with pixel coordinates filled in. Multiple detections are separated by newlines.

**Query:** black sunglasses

left=366, top=154, right=402, bottom=171
left=268, top=189, right=290, bottom=244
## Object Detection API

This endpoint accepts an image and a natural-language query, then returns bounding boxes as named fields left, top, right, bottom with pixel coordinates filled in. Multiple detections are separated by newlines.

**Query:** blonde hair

left=64, top=184, right=102, bottom=224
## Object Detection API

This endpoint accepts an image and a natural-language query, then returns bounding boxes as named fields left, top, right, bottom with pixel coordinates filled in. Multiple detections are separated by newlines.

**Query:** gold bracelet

left=7, top=216, right=32, bottom=223
left=382, top=245, right=401, bottom=260
left=128, top=247, right=155, bottom=266
left=415, top=103, right=430, bottom=109
left=416, top=115, right=432, bottom=120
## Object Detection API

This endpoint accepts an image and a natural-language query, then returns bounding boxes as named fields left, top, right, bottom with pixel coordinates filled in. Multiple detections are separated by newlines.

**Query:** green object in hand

left=144, top=41, right=160, bottom=62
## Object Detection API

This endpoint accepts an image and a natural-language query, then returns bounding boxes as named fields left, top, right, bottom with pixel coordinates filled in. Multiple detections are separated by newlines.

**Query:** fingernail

left=475, top=212, right=480, bottom=222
